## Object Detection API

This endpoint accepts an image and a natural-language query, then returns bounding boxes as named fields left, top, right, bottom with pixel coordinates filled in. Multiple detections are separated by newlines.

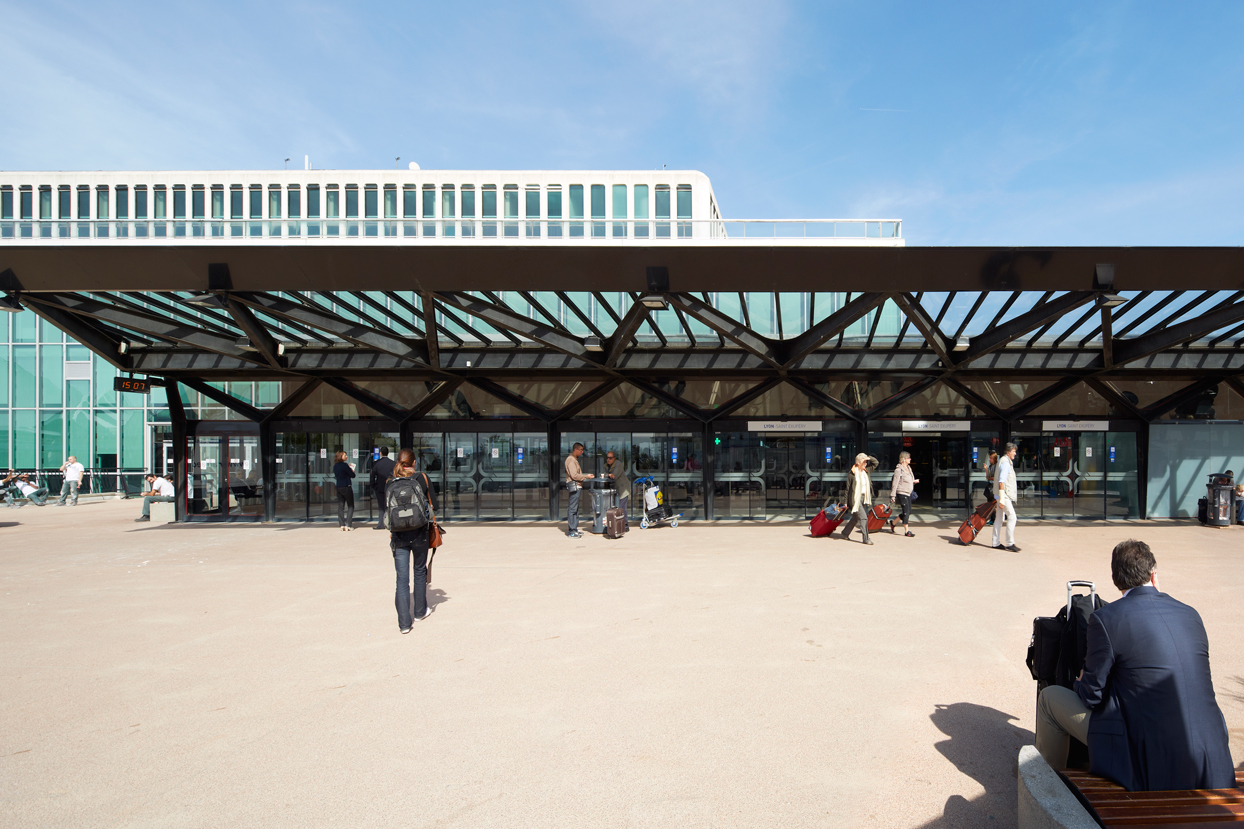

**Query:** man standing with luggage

left=564, top=442, right=593, bottom=539
left=1035, top=539, right=1235, bottom=790
left=991, top=442, right=1019, bottom=552
left=56, top=455, right=85, bottom=506
left=840, top=453, right=875, bottom=545
left=370, top=447, right=396, bottom=530
left=604, top=450, right=630, bottom=531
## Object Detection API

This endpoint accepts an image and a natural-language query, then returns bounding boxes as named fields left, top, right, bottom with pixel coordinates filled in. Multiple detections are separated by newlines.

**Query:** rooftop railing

left=0, top=218, right=902, bottom=243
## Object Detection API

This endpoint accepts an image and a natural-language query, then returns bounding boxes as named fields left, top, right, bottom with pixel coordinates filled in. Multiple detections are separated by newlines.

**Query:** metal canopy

left=4, top=245, right=1243, bottom=426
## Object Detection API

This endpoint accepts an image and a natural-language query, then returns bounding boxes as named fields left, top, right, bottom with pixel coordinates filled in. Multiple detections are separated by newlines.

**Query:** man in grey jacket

left=840, top=453, right=875, bottom=545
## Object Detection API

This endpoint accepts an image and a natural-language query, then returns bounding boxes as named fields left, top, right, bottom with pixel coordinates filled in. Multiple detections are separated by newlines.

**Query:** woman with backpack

left=388, top=449, right=440, bottom=633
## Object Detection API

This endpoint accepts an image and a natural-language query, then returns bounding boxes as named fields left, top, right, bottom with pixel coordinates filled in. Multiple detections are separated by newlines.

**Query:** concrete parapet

left=149, top=501, right=176, bottom=524
left=1017, top=745, right=1097, bottom=829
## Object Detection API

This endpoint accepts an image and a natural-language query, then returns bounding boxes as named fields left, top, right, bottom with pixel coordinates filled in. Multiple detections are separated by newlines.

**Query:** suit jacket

left=1075, top=585, right=1236, bottom=791
left=370, top=457, right=396, bottom=493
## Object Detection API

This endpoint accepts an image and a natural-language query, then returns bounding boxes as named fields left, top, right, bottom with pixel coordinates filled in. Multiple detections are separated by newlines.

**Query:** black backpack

left=385, top=474, right=430, bottom=533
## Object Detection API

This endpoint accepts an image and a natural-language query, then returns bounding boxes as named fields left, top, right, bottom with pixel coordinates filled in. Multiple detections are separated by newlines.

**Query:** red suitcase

left=958, top=500, right=998, bottom=545
left=866, top=503, right=893, bottom=533
left=810, top=504, right=847, bottom=537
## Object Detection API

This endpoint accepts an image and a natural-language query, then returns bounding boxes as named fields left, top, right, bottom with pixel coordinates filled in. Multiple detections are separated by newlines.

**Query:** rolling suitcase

left=865, top=503, right=892, bottom=533
left=810, top=504, right=847, bottom=537
left=604, top=507, right=626, bottom=539
left=958, top=500, right=997, bottom=545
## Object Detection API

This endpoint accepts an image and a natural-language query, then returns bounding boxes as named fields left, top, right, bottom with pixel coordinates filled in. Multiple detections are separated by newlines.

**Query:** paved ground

left=2, top=502, right=1242, bottom=829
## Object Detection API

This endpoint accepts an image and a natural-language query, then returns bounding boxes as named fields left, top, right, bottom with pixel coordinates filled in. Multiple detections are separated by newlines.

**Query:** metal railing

left=0, top=218, right=902, bottom=243
left=2, top=468, right=150, bottom=497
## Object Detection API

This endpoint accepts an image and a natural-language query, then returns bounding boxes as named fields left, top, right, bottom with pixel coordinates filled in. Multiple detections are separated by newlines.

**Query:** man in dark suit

left=1035, top=539, right=1236, bottom=791
left=369, top=447, right=396, bottom=530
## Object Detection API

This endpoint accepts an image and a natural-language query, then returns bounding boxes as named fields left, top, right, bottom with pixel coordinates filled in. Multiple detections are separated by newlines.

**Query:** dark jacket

left=370, top=456, right=396, bottom=493
left=1075, top=585, right=1236, bottom=791
left=843, top=467, right=873, bottom=513
left=333, top=461, right=356, bottom=488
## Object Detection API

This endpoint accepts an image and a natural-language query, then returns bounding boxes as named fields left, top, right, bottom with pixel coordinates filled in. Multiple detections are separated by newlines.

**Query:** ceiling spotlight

left=276, top=342, right=286, bottom=357
left=118, top=340, right=131, bottom=355
left=185, top=292, right=227, bottom=308
left=640, top=294, right=669, bottom=310
left=1096, top=293, right=1126, bottom=308
left=584, top=336, right=603, bottom=352
left=953, top=337, right=970, bottom=352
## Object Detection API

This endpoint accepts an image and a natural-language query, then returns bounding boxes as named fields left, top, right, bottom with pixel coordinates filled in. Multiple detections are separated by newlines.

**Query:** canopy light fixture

left=0, top=293, right=22, bottom=313
left=640, top=294, right=669, bottom=310
left=1097, top=293, right=1126, bottom=308
left=953, top=336, right=970, bottom=351
left=118, top=340, right=131, bottom=355
left=583, top=336, right=603, bottom=352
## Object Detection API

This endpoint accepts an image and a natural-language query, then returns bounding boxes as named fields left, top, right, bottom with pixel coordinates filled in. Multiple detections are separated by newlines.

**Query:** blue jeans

left=567, top=486, right=581, bottom=533
left=58, top=480, right=80, bottom=505
left=393, top=532, right=429, bottom=629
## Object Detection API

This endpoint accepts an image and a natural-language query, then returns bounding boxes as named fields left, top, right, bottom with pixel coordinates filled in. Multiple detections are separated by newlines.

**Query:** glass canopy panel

left=883, top=382, right=979, bottom=419
left=1025, top=383, right=1112, bottom=417
left=289, top=383, right=387, bottom=419
left=732, top=382, right=842, bottom=419
left=650, top=378, right=761, bottom=411
left=1154, top=382, right=1244, bottom=421
left=493, top=379, right=603, bottom=412
left=347, top=379, right=435, bottom=411
left=820, top=379, right=916, bottom=412
left=422, top=384, right=534, bottom=419
left=958, top=379, right=1058, bottom=411
left=570, top=383, right=682, bottom=418
left=1104, top=379, right=1201, bottom=410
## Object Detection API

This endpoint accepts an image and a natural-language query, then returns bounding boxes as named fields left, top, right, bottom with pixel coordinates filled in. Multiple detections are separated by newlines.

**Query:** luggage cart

left=634, top=475, right=682, bottom=529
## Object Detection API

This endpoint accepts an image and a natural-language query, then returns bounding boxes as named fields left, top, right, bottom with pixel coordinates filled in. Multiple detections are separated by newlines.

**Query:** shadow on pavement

left=914, top=702, right=1035, bottom=828
left=0, top=521, right=19, bottom=529
left=428, top=588, right=450, bottom=609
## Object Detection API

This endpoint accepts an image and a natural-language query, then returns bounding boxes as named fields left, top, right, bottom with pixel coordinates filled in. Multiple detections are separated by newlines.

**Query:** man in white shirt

left=135, top=474, right=176, bottom=522
left=991, top=442, right=1020, bottom=552
left=4, top=473, right=49, bottom=507
left=56, top=455, right=85, bottom=506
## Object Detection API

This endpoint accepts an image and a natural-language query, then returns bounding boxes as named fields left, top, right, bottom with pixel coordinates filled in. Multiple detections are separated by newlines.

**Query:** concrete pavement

left=2, top=501, right=1241, bottom=828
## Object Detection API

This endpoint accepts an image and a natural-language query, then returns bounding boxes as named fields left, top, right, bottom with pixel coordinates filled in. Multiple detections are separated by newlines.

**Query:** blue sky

left=2, top=0, right=1242, bottom=245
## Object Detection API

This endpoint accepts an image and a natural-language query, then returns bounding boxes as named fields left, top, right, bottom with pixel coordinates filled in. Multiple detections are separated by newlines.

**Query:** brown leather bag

left=423, top=473, right=443, bottom=583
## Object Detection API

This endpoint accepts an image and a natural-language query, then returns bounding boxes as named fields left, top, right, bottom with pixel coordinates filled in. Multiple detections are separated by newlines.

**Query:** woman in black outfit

left=332, top=450, right=356, bottom=531
left=389, top=448, right=439, bottom=633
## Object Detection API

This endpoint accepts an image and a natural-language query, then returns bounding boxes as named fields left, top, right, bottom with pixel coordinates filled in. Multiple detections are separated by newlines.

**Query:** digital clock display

left=114, top=377, right=152, bottom=394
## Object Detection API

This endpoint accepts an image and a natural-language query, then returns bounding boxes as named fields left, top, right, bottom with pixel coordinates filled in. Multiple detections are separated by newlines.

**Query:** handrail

left=2, top=467, right=151, bottom=496
left=0, top=217, right=902, bottom=242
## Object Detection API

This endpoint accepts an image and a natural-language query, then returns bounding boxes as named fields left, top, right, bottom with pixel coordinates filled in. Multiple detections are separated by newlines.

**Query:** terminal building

left=1, top=169, right=1242, bottom=524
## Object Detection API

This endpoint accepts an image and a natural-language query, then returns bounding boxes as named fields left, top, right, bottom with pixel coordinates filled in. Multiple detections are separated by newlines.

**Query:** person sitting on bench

left=4, top=473, right=49, bottom=507
left=134, top=474, right=176, bottom=522
left=1035, top=539, right=1236, bottom=791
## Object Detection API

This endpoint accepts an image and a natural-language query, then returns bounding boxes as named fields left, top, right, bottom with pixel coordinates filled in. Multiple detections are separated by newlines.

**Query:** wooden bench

left=1060, top=768, right=1244, bottom=826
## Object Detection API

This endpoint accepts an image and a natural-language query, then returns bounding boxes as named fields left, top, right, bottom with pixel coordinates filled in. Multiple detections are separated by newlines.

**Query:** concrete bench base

left=149, top=501, right=177, bottom=524
left=1017, top=745, right=1097, bottom=829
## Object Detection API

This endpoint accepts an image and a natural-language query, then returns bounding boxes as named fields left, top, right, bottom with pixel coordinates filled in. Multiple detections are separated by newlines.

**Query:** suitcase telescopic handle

left=1066, top=580, right=1097, bottom=615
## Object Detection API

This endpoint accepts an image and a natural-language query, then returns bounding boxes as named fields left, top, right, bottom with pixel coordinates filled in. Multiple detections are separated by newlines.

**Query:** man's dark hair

left=380, top=447, right=389, bottom=456
left=1111, top=539, right=1157, bottom=591
left=572, top=442, right=585, bottom=451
